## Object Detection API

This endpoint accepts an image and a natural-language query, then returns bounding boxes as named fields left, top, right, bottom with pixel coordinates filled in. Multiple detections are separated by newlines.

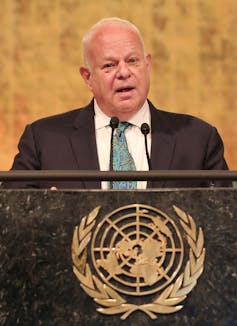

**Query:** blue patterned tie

left=112, top=122, right=137, bottom=189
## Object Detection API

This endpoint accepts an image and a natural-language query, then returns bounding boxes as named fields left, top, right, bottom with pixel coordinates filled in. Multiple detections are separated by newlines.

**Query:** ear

left=145, top=53, right=152, bottom=71
left=80, top=66, right=93, bottom=90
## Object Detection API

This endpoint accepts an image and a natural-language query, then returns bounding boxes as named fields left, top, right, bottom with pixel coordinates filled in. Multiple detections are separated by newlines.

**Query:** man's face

left=80, top=24, right=151, bottom=120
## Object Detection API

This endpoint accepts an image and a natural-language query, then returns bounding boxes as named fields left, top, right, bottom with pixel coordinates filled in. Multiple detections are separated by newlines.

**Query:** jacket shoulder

left=149, top=102, right=214, bottom=132
left=30, top=103, right=93, bottom=130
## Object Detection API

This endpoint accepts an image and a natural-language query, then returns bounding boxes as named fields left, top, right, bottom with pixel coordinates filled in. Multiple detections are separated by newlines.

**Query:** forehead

left=89, top=24, right=144, bottom=57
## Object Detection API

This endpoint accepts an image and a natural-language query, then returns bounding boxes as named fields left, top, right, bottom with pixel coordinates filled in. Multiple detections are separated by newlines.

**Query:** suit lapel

left=148, top=102, right=176, bottom=188
left=69, top=101, right=101, bottom=189
left=68, top=100, right=176, bottom=189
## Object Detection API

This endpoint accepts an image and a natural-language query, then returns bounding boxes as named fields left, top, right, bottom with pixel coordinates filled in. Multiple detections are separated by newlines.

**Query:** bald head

left=82, top=17, right=146, bottom=69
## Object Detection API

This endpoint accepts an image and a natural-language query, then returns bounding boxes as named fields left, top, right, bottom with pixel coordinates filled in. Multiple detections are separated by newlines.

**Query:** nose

left=116, top=62, right=131, bottom=79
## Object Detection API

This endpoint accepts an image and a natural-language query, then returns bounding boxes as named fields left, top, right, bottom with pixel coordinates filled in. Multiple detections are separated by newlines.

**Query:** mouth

left=116, top=87, right=135, bottom=93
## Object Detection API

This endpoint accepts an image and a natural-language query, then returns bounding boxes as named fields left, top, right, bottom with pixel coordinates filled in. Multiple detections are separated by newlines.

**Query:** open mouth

left=116, top=87, right=134, bottom=93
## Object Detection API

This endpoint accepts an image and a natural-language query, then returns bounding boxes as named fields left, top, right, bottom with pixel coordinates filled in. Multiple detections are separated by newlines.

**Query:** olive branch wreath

left=72, top=205, right=205, bottom=320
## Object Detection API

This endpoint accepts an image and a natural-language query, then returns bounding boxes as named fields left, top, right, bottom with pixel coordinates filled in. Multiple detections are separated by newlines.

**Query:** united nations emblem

left=72, top=204, right=205, bottom=320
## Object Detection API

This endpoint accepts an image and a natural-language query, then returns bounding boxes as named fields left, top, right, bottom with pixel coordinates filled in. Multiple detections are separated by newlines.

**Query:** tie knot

left=117, top=122, right=130, bottom=132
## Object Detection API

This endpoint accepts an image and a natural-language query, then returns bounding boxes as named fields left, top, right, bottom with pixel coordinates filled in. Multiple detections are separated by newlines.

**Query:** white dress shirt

left=94, top=100, right=151, bottom=189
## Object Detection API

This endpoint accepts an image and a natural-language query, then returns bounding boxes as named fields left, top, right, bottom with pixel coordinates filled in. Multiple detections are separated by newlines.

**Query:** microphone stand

left=109, top=117, right=119, bottom=187
left=141, top=123, right=152, bottom=170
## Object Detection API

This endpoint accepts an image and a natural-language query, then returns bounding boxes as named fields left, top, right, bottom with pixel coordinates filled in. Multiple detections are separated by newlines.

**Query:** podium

left=0, top=188, right=236, bottom=325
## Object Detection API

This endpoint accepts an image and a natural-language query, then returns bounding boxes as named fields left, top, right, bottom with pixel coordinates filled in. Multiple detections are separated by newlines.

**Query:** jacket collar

left=70, top=100, right=100, bottom=189
left=70, top=99, right=176, bottom=189
left=148, top=100, right=176, bottom=188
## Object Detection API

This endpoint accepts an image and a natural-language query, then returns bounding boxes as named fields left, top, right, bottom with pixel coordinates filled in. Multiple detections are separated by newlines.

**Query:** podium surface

left=0, top=188, right=236, bottom=325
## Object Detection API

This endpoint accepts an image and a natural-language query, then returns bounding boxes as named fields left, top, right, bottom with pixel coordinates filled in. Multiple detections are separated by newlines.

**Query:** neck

left=113, top=112, right=135, bottom=122
left=94, top=99, right=143, bottom=122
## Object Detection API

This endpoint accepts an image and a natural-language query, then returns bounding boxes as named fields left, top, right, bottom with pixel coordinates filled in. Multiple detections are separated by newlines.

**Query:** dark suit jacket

left=5, top=99, right=229, bottom=188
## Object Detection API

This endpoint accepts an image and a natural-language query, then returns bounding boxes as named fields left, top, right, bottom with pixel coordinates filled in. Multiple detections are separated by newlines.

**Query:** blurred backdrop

left=0, top=0, right=236, bottom=170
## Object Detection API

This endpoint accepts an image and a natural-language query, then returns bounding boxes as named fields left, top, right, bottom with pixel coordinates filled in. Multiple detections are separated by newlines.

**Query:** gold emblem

left=72, top=204, right=205, bottom=320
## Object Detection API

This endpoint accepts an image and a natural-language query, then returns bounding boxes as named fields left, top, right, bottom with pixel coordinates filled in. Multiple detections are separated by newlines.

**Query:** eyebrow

left=102, top=52, right=140, bottom=61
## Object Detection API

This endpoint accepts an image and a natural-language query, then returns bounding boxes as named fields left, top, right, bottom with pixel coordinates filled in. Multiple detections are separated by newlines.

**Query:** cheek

left=92, top=76, right=113, bottom=98
left=91, top=72, right=117, bottom=96
left=139, top=70, right=150, bottom=87
left=101, top=76, right=115, bottom=95
left=90, top=75, right=103, bottom=92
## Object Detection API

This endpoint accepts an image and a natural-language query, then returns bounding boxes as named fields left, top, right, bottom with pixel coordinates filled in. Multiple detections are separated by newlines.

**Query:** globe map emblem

left=91, top=204, right=184, bottom=296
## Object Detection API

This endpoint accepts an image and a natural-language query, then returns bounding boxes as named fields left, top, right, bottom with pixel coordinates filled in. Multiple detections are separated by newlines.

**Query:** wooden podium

left=0, top=188, right=236, bottom=325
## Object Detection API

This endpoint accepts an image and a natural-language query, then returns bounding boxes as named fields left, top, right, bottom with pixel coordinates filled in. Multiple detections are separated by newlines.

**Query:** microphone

left=109, top=116, right=119, bottom=171
left=141, top=123, right=151, bottom=170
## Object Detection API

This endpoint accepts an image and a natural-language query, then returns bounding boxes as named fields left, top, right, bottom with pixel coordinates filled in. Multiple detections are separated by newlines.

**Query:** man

left=5, top=17, right=230, bottom=189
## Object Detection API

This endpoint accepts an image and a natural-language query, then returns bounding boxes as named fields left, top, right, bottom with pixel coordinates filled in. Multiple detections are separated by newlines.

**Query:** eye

left=102, top=63, right=115, bottom=70
left=128, top=57, right=139, bottom=64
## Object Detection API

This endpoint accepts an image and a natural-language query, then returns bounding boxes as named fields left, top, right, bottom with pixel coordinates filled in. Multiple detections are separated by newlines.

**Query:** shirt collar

left=94, top=99, right=151, bottom=130
left=127, top=101, right=150, bottom=128
left=94, top=100, right=111, bottom=130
